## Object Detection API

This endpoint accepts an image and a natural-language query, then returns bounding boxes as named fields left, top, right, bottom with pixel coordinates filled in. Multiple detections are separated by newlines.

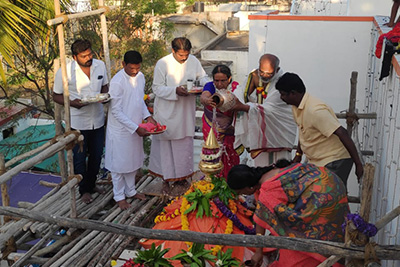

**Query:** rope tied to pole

left=345, top=111, right=359, bottom=127
left=344, top=213, right=379, bottom=265
left=51, top=130, right=82, bottom=152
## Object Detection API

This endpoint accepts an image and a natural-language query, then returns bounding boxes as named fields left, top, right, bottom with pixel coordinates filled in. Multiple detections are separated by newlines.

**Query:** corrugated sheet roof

left=0, top=124, right=60, bottom=173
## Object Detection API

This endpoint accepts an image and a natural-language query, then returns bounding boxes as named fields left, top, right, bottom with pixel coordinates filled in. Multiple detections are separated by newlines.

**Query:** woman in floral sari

left=227, top=159, right=349, bottom=267
left=200, top=65, right=240, bottom=178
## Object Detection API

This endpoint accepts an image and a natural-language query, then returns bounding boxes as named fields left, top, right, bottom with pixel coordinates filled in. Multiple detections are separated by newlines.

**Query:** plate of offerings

left=81, top=93, right=111, bottom=104
left=187, top=86, right=203, bottom=94
left=139, top=123, right=167, bottom=135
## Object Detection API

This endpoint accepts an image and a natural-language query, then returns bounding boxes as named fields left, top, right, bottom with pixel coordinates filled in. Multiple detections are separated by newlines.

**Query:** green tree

left=0, top=0, right=72, bottom=116
left=0, top=0, right=38, bottom=84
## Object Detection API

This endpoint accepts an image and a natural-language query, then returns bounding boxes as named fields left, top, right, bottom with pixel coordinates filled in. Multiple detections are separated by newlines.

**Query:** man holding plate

left=105, top=51, right=157, bottom=210
left=149, top=37, right=209, bottom=194
left=53, top=39, right=109, bottom=204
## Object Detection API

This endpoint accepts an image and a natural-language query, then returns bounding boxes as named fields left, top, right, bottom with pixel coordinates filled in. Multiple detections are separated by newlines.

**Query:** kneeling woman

left=227, top=160, right=349, bottom=267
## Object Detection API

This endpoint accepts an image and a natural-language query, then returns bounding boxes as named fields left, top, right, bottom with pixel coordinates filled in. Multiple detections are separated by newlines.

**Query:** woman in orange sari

left=227, top=159, right=349, bottom=267
left=200, top=65, right=239, bottom=178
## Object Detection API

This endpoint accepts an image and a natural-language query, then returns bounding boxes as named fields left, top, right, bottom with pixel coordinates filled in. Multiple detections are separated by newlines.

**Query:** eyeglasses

left=258, top=69, right=275, bottom=77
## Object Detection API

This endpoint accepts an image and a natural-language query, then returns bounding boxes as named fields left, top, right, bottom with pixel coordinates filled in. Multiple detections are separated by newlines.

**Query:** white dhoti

left=149, top=136, right=194, bottom=181
left=253, top=150, right=292, bottom=167
left=111, top=170, right=138, bottom=202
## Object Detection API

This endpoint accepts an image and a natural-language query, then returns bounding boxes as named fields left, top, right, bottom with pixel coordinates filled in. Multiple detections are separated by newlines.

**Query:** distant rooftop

left=207, top=31, right=249, bottom=51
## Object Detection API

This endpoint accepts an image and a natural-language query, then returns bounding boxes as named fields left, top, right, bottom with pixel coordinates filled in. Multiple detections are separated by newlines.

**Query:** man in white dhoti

left=232, top=54, right=297, bottom=166
left=149, top=37, right=209, bottom=193
left=105, top=51, right=157, bottom=210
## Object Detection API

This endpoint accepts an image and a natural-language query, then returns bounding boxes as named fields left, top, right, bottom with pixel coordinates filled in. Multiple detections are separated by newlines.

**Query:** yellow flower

left=143, top=94, right=148, bottom=100
left=111, top=260, right=117, bottom=266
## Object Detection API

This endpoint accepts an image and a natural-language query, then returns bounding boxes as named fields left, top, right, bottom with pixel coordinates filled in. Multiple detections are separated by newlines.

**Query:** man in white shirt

left=149, top=37, right=209, bottom=194
left=232, top=54, right=297, bottom=166
left=105, top=51, right=157, bottom=210
left=53, top=39, right=109, bottom=204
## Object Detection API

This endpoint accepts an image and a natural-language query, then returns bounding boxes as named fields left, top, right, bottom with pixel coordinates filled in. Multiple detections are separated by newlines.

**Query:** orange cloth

left=140, top=197, right=254, bottom=266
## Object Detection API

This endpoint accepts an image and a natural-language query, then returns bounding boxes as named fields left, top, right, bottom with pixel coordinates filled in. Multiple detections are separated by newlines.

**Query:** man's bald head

left=258, top=54, right=280, bottom=83
left=259, top=54, right=280, bottom=71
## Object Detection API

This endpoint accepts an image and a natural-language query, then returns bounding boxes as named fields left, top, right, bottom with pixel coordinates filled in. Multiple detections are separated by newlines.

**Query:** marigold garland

left=154, top=179, right=255, bottom=255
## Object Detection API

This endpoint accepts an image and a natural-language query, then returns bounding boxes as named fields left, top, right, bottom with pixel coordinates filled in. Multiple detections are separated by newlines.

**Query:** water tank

left=227, top=17, right=240, bottom=32
left=194, top=1, right=204, bottom=12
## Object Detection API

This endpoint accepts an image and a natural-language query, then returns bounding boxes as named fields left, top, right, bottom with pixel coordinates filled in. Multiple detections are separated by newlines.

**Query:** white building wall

left=201, top=50, right=249, bottom=85
left=361, top=17, right=400, bottom=267
left=292, top=0, right=392, bottom=17
left=249, top=15, right=372, bottom=112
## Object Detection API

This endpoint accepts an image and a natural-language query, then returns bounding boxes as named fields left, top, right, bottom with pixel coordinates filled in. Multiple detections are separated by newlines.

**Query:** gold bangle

left=295, top=152, right=302, bottom=157
left=256, top=233, right=263, bottom=236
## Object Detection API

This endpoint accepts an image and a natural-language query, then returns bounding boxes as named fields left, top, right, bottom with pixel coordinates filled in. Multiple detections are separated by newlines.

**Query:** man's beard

left=78, top=59, right=93, bottom=67
left=259, top=74, right=273, bottom=83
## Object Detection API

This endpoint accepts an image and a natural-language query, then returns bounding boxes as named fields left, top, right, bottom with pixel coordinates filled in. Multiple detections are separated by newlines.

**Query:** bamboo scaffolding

left=317, top=205, right=400, bottom=267
left=4, top=141, right=53, bottom=169
left=0, top=133, right=79, bottom=185
left=11, top=226, right=58, bottom=267
left=84, top=198, right=144, bottom=265
left=0, top=178, right=78, bottom=252
left=96, top=198, right=159, bottom=266
left=50, top=200, right=129, bottom=267
left=53, top=58, right=68, bottom=183
left=0, top=154, right=10, bottom=224
left=64, top=211, right=129, bottom=266
left=47, top=6, right=116, bottom=26
left=7, top=253, right=47, bottom=265
left=1, top=206, right=400, bottom=261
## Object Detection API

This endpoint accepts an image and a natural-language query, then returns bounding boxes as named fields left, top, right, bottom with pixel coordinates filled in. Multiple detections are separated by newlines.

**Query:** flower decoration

left=214, top=197, right=256, bottom=235
left=121, top=259, right=145, bottom=267
left=231, top=81, right=239, bottom=92
left=256, top=86, right=267, bottom=99
left=342, top=213, right=378, bottom=237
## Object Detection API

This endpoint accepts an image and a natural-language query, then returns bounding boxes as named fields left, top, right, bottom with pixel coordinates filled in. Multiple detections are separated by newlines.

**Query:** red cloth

left=375, top=23, right=400, bottom=58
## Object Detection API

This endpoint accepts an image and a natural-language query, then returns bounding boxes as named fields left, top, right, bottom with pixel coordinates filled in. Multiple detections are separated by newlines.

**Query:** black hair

left=71, top=39, right=92, bottom=56
left=123, top=51, right=142, bottom=64
left=227, top=159, right=291, bottom=190
left=171, top=37, right=192, bottom=52
left=275, top=72, right=306, bottom=94
left=212, top=65, right=232, bottom=80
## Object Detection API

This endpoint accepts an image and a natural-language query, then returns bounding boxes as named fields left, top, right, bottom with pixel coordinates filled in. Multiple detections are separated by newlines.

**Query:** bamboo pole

left=11, top=226, right=58, bottom=267
left=53, top=58, right=68, bottom=183
left=1, top=206, right=400, bottom=260
left=50, top=202, right=128, bottom=267
left=347, top=71, right=358, bottom=136
left=47, top=6, right=116, bottom=26
left=96, top=198, right=159, bottom=266
left=53, top=0, right=76, bottom=219
left=0, top=133, right=79, bottom=185
left=360, top=163, right=375, bottom=221
left=98, top=0, right=111, bottom=80
left=7, top=253, right=47, bottom=265
left=318, top=205, right=400, bottom=267
left=4, top=141, right=52, bottom=169
left=335, top=113, right=376, bottom=119
left=0, top=154, right=10, bottom=223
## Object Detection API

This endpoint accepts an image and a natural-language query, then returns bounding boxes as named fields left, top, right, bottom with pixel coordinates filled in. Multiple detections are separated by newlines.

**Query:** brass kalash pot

left=211, top=89, right=236, bottom=112
left=198, top=128, right=223, bottom=181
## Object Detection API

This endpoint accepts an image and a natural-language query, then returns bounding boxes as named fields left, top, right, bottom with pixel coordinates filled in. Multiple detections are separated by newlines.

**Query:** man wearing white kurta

left=233, top=54, right=297, bottom=167
left=105, top=51, right=156, bottom=210
left=149, top=37, right=208, bottom=192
